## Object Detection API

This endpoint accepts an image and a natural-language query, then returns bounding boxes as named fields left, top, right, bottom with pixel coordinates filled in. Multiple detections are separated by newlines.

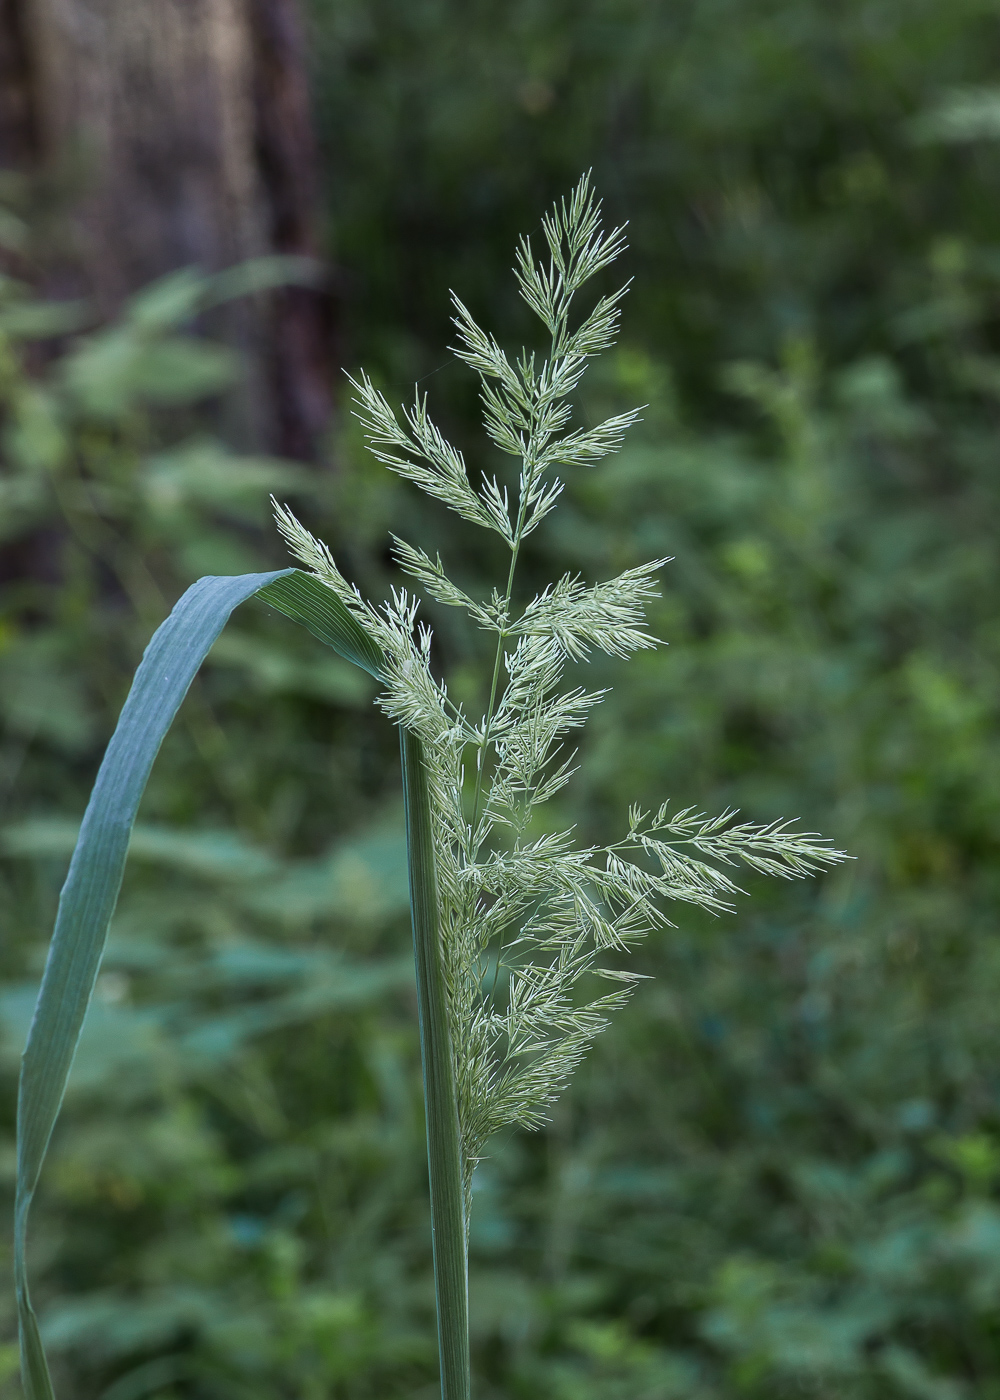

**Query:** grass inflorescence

left=273, top=175, right=849, bottom=1396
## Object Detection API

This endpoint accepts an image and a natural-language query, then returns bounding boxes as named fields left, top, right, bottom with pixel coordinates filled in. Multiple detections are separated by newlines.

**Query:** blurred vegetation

left=5, top=0, right=1000, bottom=1396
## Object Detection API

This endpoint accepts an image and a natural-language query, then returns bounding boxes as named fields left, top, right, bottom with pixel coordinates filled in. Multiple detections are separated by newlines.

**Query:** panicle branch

left=348, top=370, right=513, bottom=542
left=515, top=558, right=672, bottom=661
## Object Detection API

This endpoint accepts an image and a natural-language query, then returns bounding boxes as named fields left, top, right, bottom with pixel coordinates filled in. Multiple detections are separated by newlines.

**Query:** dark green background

left=4, top=1, right=1000, bottom=1394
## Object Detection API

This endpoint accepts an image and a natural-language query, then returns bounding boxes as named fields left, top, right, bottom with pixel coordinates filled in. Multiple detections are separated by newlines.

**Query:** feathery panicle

left=276, top=175, right=850, bottom=1203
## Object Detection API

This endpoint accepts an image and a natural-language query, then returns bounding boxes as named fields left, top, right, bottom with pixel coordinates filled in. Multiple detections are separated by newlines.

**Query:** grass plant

left=13, top=178, right=847, bottom=1400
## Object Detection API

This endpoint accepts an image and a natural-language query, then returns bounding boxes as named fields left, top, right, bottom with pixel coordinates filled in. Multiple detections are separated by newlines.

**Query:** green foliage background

left=5, top=1, right=1000, bottom=1395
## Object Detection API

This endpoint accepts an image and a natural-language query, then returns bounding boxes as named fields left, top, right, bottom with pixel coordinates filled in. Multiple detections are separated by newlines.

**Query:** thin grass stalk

left=400, top=728, right=470, bottom=1400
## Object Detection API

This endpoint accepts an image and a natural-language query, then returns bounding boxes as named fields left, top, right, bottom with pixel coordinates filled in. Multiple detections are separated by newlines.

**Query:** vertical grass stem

left=400, top=728, right=471, bottom=1400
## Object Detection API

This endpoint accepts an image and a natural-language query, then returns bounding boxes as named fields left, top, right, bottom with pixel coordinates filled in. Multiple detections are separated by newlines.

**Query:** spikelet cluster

left=275, top=176, right=848, bottom=1203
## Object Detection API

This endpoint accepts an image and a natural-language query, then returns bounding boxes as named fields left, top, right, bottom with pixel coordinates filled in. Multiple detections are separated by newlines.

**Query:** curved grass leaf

left=15, top=568, right=386, bottom=1399
left=256, top=572, right=386, bottom=680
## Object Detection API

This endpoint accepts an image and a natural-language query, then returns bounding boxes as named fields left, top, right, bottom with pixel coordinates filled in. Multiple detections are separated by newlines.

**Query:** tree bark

left=0, top=0, right=332, bottom=458
left=249, top=0, right=334, bottom=462
left=0, top=0, right=38, bottom=169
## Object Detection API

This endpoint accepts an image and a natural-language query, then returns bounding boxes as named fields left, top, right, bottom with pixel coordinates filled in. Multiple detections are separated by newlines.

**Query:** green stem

left=469, top=327, right=559, bottom=841
left=468, top=544, right=518, bottom=839
left=400, top=728, right=470, bottom=1400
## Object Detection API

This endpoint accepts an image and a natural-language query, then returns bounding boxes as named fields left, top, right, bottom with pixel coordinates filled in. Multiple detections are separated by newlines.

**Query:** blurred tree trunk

left=0, top=0, right=332, bottom=459
left=0, top=0, right=38, bottom=170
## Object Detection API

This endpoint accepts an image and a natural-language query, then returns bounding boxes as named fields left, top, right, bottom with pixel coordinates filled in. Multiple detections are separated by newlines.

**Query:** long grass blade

left=14, top=568, right=386, bottom=1399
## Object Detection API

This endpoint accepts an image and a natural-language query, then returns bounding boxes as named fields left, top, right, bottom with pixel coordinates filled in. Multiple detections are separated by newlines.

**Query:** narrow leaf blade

left=15, top=565, right=388, bottom=1398
left=15, top=570, right=290, bottom=1396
